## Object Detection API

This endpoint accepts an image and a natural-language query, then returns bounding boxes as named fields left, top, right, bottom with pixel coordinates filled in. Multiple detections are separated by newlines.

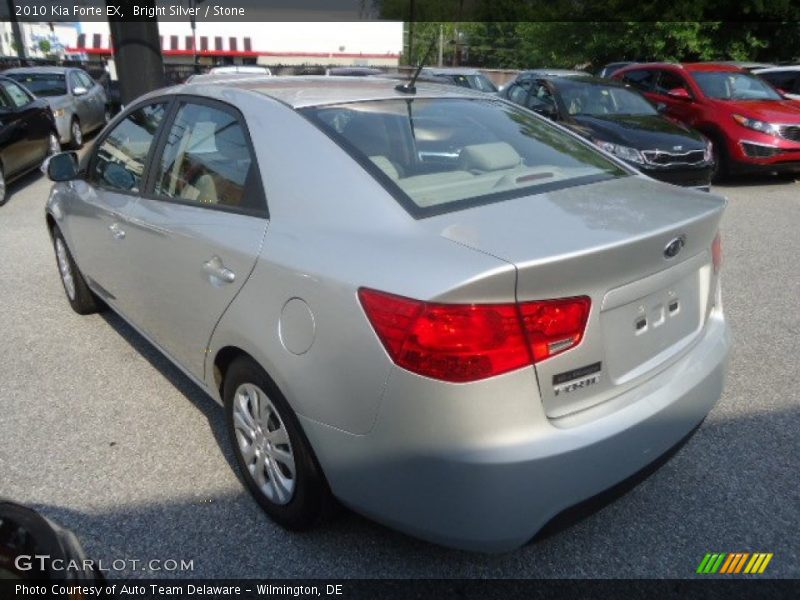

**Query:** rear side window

left=303, top=98, right=627, bottom=217
left=759, top=71, right=799, bottom=93
left=92, top=103, right=167, bottom=192
left=76, top=71, right=94, bottom=88
left=153, top=102, right=262, bottom=214
left=507, top=80, right=532, bottom=105
left=621, top=69, right=656, bottom=92
left=0, top=80, right=31, bottom=108
left=655, top=71, right=692, bottom=97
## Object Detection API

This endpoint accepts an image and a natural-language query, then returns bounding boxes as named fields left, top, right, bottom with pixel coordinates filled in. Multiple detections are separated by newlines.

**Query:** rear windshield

left=7, top=72, right=67, bottom=97
left=302, top=98, right=627, bottom=217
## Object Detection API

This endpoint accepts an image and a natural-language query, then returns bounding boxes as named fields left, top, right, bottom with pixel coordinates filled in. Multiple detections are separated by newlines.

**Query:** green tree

left=38, top=39, right=51, bottom=55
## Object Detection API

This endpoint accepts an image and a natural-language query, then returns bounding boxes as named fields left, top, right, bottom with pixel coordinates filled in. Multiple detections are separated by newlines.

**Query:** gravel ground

left=0, top=167, right=797, bottom=579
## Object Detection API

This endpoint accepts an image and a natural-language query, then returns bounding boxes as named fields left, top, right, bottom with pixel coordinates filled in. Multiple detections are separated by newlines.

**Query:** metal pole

left=438, top=25, right=443, bottom=67
left=107, top=1, right=165, bottom=106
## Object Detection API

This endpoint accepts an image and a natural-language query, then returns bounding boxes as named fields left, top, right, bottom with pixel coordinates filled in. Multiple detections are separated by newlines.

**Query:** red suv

left=613, top=62, right=800, bottom=178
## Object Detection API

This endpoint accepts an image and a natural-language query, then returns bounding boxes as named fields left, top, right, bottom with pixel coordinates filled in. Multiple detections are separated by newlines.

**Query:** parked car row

left=499, top=62, right=800, bottom=186
left=0, top=66, right=109, bottom=205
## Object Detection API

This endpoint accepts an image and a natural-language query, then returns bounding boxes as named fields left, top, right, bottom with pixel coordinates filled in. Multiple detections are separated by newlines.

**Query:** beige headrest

left=459, top=142, right=521, bottom=172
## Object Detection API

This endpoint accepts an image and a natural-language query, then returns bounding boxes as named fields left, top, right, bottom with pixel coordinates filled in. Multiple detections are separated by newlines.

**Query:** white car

left=209, top=65, right=273, bottom=76
left=754, top=66, right=800, bottom=101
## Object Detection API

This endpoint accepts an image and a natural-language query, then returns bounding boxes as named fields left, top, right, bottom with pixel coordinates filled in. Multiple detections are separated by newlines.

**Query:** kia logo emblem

left=664, top=235, right=686, bottom=259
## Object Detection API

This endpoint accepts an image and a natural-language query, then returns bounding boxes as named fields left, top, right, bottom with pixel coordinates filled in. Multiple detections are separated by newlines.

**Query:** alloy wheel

left=48, top=133, right=60, bottom=155
left=55, top=238, right=76, bottom=301
left=71, top=121, right=82, bottom=147
left=232, top=383, right=296, bottom=505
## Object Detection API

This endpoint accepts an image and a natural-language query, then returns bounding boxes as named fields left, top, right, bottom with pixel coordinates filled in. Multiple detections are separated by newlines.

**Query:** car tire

left=70, top=118, right=83, bottom=149
left=0, top=163, right=6, bottom=207
left=51, top=227, right=102, bottom=315
left=224, top=356, right=332, bottom=530
left=709, top=135, right=729, bottom=183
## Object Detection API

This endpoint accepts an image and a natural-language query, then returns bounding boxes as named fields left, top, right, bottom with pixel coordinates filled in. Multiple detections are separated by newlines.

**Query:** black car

left=421, top=68, right=498, bottom=92
left=500, top=75, right=714, bottom=189
left=0, top=75, right=60, bottom=205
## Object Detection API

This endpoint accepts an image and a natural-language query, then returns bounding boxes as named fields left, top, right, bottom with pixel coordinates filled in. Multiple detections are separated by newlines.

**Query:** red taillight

left=712, top=233, right=722, bottom=273
left=519, top=297, right=591, bottom=363
left=358, top=288, right=590, bottom=383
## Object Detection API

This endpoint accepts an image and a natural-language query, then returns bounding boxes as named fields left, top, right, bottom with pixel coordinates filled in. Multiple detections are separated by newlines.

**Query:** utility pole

left=5, top=0, right=26, bottom=61
left=438, top=24, right=443, bottom=67
left=107, top=0, right=164, bottom=106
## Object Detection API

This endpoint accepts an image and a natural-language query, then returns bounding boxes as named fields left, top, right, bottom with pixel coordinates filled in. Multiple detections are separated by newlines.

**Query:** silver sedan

left=44, top=76, right=730, bottom=552
left=5, top=66, right=108, bottom=148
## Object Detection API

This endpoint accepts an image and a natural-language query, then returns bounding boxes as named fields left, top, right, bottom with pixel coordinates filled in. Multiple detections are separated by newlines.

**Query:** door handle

left=203, top=255, right=235, bottom=284
left=108, top=222, right=125, bottom=240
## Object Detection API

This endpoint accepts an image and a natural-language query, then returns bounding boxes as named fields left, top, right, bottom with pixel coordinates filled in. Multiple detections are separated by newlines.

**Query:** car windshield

left=6, top=72, right=67, bottom=97
left=557, top=81, right=657, bottom=116
left=302, top=98, right=627, bottom=217
left=693, top=71, right=782, bottom=100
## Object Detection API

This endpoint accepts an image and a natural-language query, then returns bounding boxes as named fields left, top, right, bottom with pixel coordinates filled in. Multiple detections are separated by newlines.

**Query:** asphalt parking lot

left=0, top=165, right=798, bottom=579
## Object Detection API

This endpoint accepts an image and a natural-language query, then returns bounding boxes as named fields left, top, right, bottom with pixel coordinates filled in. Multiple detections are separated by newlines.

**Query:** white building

left=62, top=21, right=402, bottom=67
left=0, top=21, right=79, bottom=58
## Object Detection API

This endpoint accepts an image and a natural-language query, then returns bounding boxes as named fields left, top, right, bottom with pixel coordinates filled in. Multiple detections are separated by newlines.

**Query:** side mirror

left=655, top=102, right=668, bottom=113
left=72, top=86, right=88, bottom=96
left=533, top=105, right=558, bottom=120
left=667, top=88, right=692, bottom=101
left=46, top=151, right=80, bottom=181
left=102, top=162, right=136, bottom=190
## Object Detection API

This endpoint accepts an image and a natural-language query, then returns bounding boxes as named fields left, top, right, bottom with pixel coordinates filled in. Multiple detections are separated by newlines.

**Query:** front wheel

left=224, top=357, right=332, bottom=530
left=52, top=227, right=102, bottom=314
left=0, top=164, right=6, bottom=207
left=709, top=137, right=729, bottom=183
left=48, top=131, right=61, bottom=156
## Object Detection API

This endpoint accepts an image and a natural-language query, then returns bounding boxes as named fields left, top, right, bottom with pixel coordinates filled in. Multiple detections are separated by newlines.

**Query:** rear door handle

left=108, top=222, right=125, bottom=240
left=203, top=255, right=235, bottom=284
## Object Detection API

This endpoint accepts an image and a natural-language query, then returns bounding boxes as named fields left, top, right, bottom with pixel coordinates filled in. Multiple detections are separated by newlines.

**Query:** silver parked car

left=44, top=77, right=730, bottom=552
left=5, top=67, right=108, bottom=148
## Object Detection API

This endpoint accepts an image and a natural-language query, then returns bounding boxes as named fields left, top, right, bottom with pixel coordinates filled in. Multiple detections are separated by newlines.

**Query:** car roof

left=422, top=67, right=483, bottom=76
left=177, top=75, right=490, bottom=109
left=3, top=66, right=73, bottom=74
left=619, top=62, right=745, bottom=73
left=754, top=65, right=800, bottom=73
left=544, top=74, right=627, bottom=87
left=519, top=68, right=588, bottom=77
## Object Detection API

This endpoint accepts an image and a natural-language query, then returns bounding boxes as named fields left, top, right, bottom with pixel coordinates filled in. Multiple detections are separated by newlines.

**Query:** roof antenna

left=395, top=35, right=440, bottom=94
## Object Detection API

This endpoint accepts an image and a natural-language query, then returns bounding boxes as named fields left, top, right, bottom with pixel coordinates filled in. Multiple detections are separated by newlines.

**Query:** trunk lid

left=421, top=175, right=725, bottom=418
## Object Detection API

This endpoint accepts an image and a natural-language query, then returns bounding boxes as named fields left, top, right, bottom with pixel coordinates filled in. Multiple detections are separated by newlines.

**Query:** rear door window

left=152, top=101, right=265, bottom=216
left=655, top=70, right=692, bottom=97
left=620, top=69, right=657, bottom=92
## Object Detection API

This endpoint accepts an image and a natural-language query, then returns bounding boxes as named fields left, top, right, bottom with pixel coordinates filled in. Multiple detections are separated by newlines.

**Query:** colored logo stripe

left=697, top=552, right=773, bottom=574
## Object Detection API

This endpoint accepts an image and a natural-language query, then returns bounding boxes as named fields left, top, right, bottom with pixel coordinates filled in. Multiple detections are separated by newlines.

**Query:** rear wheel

left=224, top=356, right=332, bottom=530
left=70, top=118, right=83, bottom=149
left=52, top=227, right=102, bottom=315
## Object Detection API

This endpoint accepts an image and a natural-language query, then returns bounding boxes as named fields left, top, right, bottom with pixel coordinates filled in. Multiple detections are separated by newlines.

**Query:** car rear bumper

left=301, top=310, right=731, bottom=552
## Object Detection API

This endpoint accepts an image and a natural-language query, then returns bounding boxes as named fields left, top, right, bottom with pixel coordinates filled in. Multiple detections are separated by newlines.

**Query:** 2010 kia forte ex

left=44, top=76, right=731, bottom=552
